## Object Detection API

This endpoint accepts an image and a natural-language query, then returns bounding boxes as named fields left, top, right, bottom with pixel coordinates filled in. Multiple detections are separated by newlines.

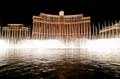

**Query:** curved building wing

left=32, top=11, right=91, bottom=40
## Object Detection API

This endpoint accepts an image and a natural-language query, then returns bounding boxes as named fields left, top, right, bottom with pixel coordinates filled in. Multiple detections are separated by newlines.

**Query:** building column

left=7, top=29, right=10, bottom=39
left=4, top=29, right=6, bottom=39
left=84, top=20, right=86, bottom=38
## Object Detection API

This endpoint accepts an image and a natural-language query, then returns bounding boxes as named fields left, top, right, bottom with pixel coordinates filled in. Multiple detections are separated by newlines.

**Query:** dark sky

left=0, top=0, right=120, bottom=25
left=0, top=0, right=31, bottom=25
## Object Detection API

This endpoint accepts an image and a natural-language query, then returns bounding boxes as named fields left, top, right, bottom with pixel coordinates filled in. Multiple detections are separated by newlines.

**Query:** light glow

left=81, top=38, right=120, bottom=52
left=1, top=38, right=120, bottom=50
left=0, top=40, right=9, bottom=49
left=16, top=39, right=67, bottom=48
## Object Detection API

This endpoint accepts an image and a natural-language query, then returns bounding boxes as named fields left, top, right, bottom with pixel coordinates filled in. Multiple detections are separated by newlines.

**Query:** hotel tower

left=32, top=11, right=91, bottom=40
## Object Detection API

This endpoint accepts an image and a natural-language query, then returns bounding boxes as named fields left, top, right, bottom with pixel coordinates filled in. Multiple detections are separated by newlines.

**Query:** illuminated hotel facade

left=2, top=24, right=30, bottom=40
left=99, top=23, right=120, bottom=38
left=32, top=11, right=91, bottom=40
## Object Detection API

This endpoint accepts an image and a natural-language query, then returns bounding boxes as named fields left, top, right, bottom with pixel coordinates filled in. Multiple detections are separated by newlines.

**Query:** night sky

left=0, top=0, right=120, bottom=26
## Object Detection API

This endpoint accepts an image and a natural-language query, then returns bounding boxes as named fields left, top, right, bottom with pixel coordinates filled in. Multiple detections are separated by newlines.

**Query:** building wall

left=32, top=11, right=91, bottom=40
left=2, top=24, right=30, bottom=40
left=99, top=24, right=120, bottom=38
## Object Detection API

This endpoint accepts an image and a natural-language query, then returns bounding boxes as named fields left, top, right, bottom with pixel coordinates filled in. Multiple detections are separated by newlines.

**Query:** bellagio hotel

left=32, top=11, right=91, bottom=40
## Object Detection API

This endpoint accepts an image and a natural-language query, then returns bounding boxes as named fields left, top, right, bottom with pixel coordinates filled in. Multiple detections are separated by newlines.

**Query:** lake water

left=0, top=48, right=120, bottom=79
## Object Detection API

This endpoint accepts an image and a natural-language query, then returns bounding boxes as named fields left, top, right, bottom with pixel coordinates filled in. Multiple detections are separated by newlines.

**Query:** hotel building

left=99, top=23, right=120, bottom=38
left=2, top=24, right=30, bottom=40
left=32, top=11, right=91, bottom=40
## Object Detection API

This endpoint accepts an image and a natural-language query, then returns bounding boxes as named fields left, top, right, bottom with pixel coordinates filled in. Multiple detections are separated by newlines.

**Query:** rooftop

left=7, top=24, right=24, bottom=26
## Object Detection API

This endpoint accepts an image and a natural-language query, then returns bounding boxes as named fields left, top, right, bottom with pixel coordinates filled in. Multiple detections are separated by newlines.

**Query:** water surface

left=0, top=48, right=120, bottom=79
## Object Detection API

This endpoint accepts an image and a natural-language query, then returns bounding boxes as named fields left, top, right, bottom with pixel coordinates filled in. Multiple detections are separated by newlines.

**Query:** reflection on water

left=0, top=48, right=120, bottom=79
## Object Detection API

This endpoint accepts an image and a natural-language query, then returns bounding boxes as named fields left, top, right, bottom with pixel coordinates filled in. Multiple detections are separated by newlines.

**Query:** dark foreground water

left=0, top=48, right=120, bottom=79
